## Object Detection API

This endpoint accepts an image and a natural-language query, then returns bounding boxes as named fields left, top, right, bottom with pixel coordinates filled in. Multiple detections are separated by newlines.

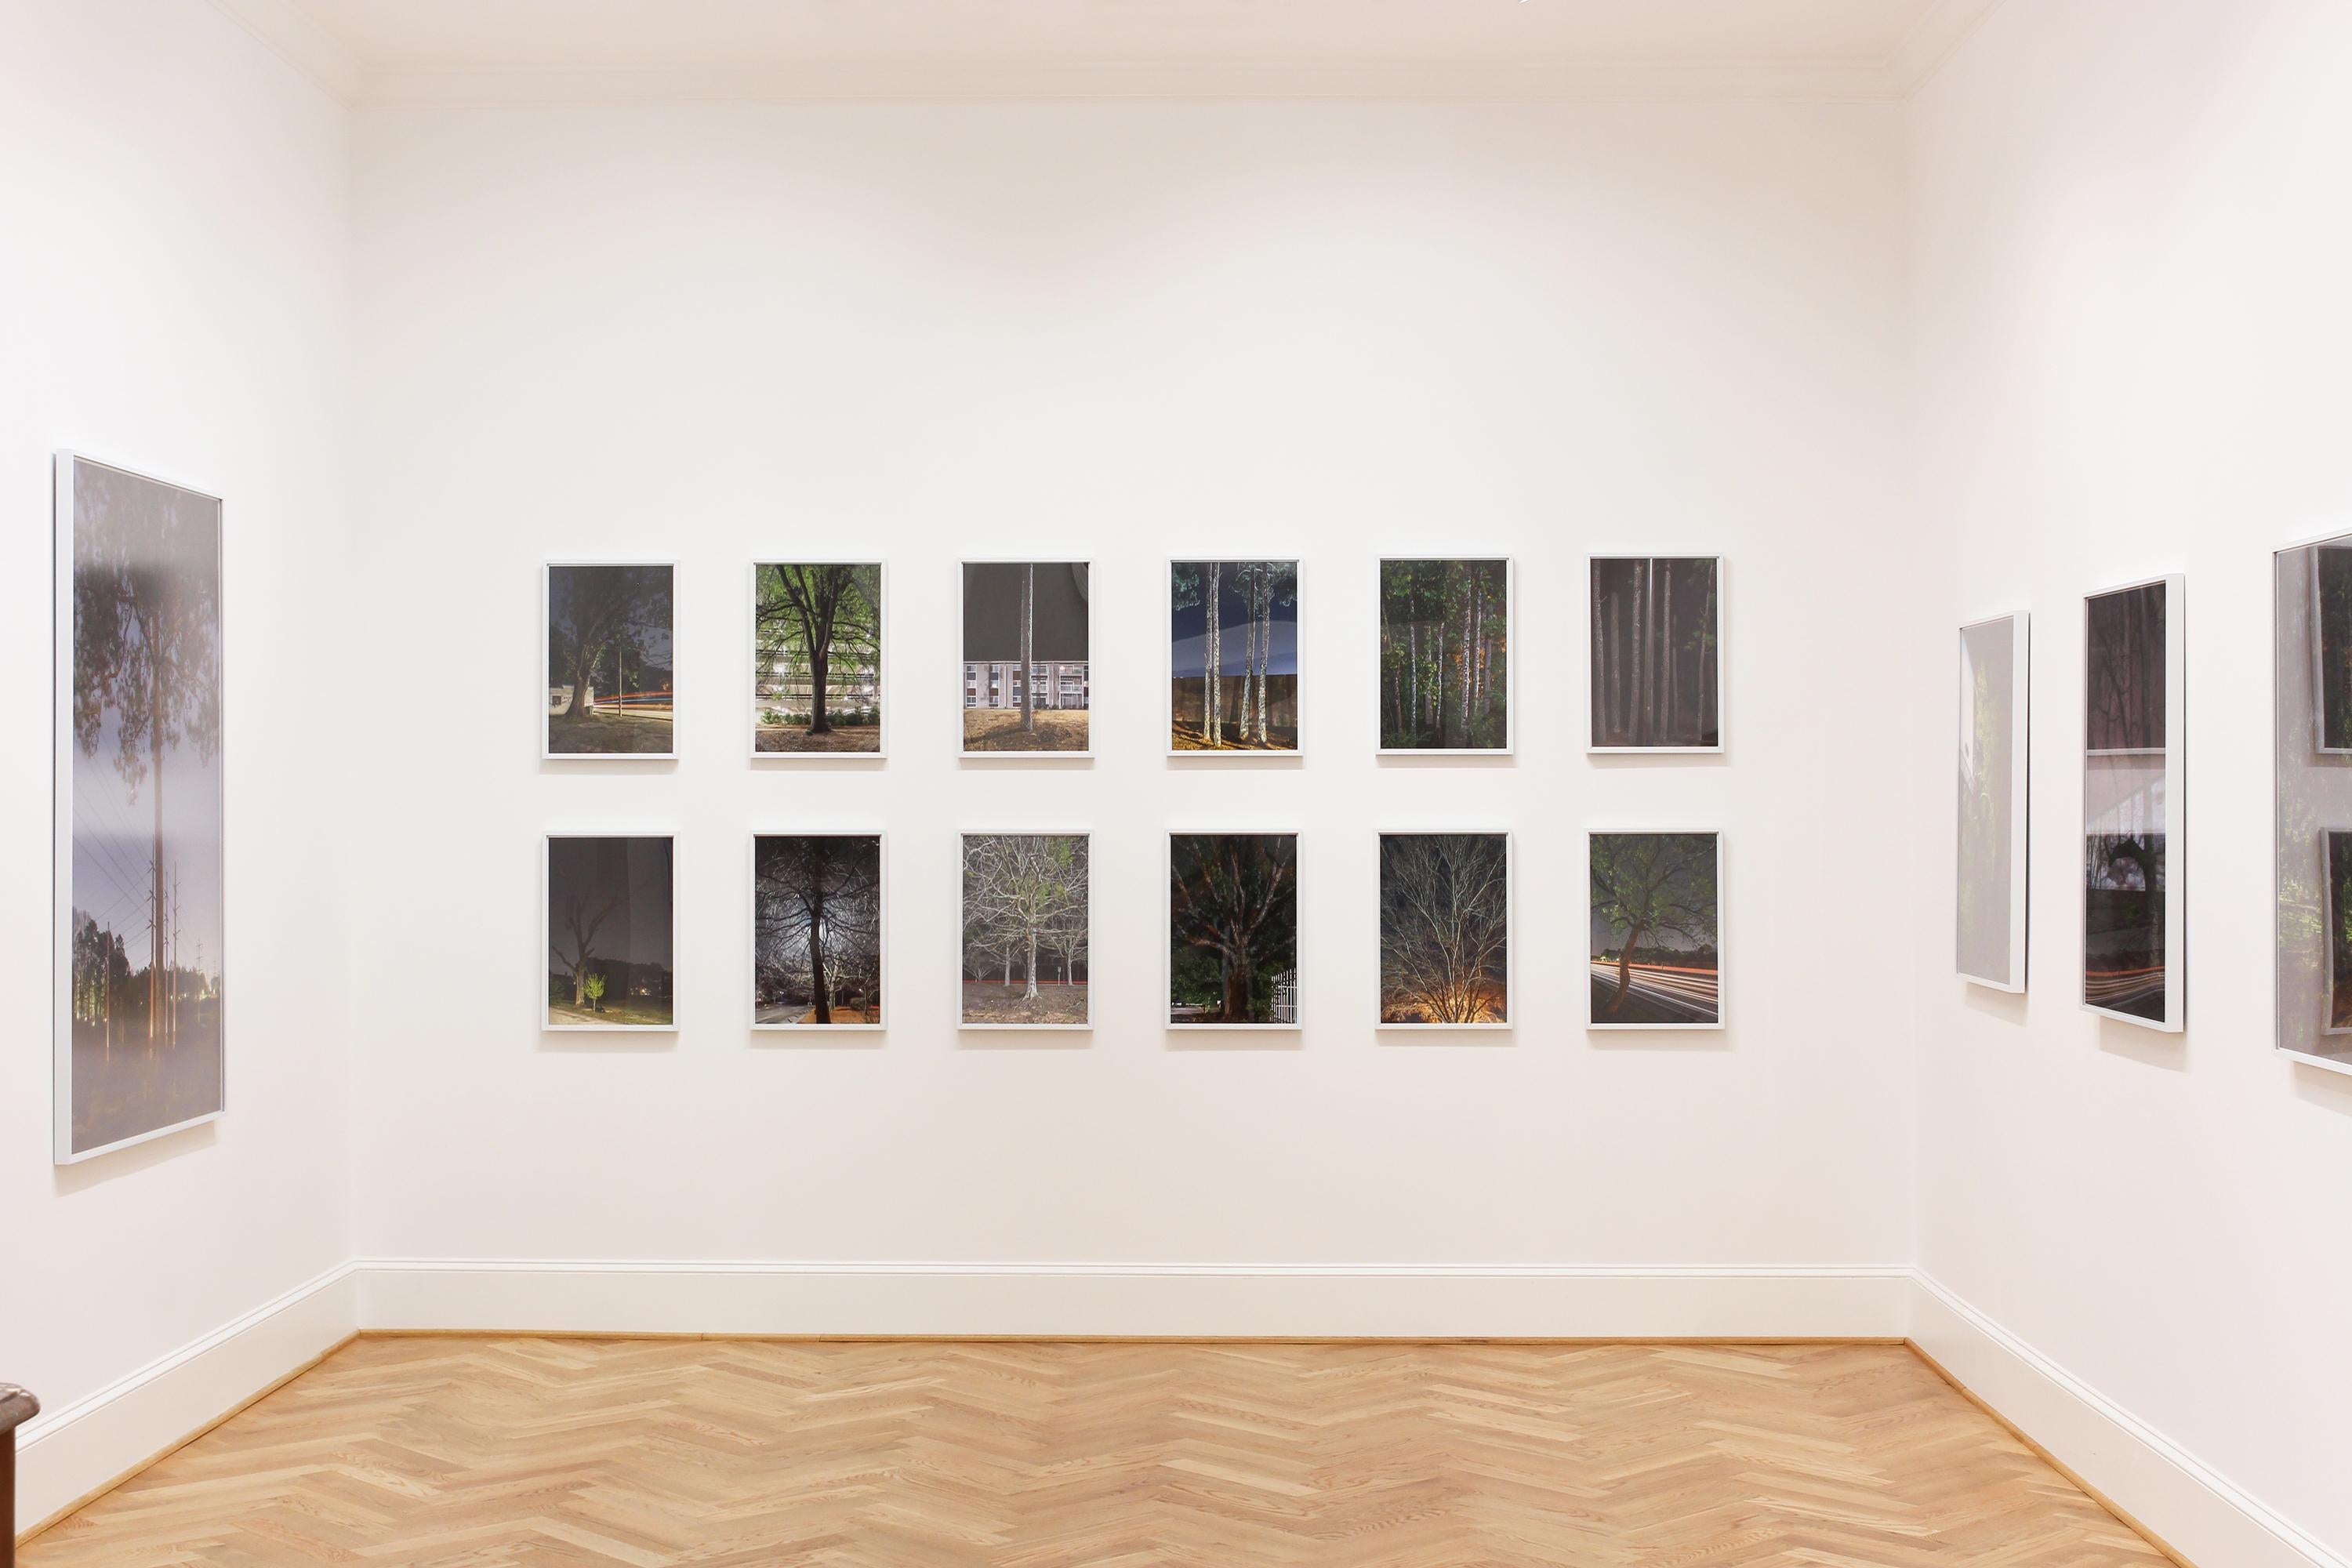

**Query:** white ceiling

left=212, top=0, right=2001, bottom=103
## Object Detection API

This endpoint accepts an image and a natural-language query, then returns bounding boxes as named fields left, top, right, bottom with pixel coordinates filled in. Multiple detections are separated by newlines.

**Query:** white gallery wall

left=0, top=0, right=358, bottom=1530
left=346, top=98, right=1920, bottom=1327
left=1908, top=1, right=2352, bottom=1562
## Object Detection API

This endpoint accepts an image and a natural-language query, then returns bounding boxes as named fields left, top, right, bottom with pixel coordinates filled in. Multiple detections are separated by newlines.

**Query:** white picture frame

left=1584, top=827, right=1726, bottom=1032
left=749, top=829, right=887, bottom=1032
left=1584, top=553, right=1727, bottom=755
left=748, top=559, right=888, bottom=762
left=2271, top=529, right=2352, bottom=1074
left=1166, top=557, right=1304, bottom=757
left=543, top=560, right=677, bottom=762
left=2080, top=572, right=2185, bottom=1032
left=1166, top=829, right=1305, bottom=1031
left=959, top=559, right=1094, bottom=762
left=1375, top=556, right=1514, bottom=757
left=53, top=450, right=229, bottom=1163
left=1957, top=609, right=2031, bottom=993
left=956, top=829, right=1093, bottom=1031
left=1374, top=829, right=1512, bottom=1031
left=543, top=831, right=679, bottom=1033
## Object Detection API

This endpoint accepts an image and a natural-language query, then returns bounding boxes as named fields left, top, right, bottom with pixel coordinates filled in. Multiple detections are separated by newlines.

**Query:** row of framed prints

left=544, top=554, right=1725, bottom=760
left=543, top=829, right=1725, bottom=1034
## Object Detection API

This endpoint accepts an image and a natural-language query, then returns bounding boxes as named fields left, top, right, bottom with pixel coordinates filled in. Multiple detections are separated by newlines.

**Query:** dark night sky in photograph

left=547, top=837, right=673, bottom=967
left=1171, top=563, right=1298, bottom=680
left=963, top=562, right=1089, bottom=661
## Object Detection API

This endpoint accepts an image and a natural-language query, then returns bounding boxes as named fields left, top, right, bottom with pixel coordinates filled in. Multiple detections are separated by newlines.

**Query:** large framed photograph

left=1588, top=555, right=1723, bottom=752
left=1957, top=612, right=2029, bottom=991
left=2273, top=534, right=2352, bottom=1072
left=544, top=833, right=676, bottom=1030
left=752, top=563, right=884, bottom=757
left=1587, top=830, right=1723, bottom=1030
left=753, top=832, right=884, bottom=1029
left=1377, top=558, right=1510, bottom=753
left=959, top=833, right=1091, bottom=1028
left=54, top=453, right=226, bottom=1163
left=1167, top=832, right=1301, bottom=1028
left=962, top=562, right=1091, bottom=756
left=545, top=562, right=675, bottom=758
left=1170, top=561, right=1299, bottom=753
left=2082, top=575, right=2184, bottom=1030
left=1377, top=832, right=1509, bottom=1029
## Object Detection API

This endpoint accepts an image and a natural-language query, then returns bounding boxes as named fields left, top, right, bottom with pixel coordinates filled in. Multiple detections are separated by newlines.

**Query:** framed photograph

left=752, top=832, right=884, bottom=1029
left=1169, top=560, right=1299, bottom=753
left=544, top=833, right=676, bottom=1031
left=2082, top=575, right=2184, bottom=1030
left=959, top=833, right=1091, bottom=1028
left=1167, top=832, right=1301, bottom=1029
left=1377, top=832, right=1510, bottom=1029
left=53, top=452, right=226, bottom=1163
left=752, top=562, right=884, bottom=757
left=1587, top=830, right=1723, bottom=1030
left=1957, top=612, right=2030, bottom=991
left=545, top=562, right=675, bottom=758
left=1377, top=558, right=1511, bottom=753
left=2273, top=533, right=2352, bottom=1072
left=1588, top=555, right=1723, bottom=752
left=961, top=561, right=1091, bottom=756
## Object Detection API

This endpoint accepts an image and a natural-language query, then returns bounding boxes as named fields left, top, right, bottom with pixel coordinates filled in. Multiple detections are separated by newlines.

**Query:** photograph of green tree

left=754, top=563, right=881, bottom=755
left=1169, top=833, right=1299, bottom=1026
left=1378, top=559, right=1508, bottom=752
left=546, top=562, right=674, bottom=757
left=1588, top=831, right=1721, bottom=1029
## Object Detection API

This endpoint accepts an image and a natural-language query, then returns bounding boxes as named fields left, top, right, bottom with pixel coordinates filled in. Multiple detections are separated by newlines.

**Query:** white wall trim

left=15, top=1261, right=357, bottom=1534
left=1911, top=1273, right=2347, bottom=1568
left=354, top=1257, right=1911, bottom=1340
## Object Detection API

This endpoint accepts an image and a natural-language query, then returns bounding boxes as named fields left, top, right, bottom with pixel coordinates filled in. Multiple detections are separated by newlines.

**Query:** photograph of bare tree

left=1590, top=556, right=1721, bottom=750
left=545, top=835, right=674, bottom=1029
left=961, top=833, right=1090, bottom=1025
left=963, top=562, right=1090, bottom=753
left=1588, top=832, right=1721, bottom=1029
left=1378, top=833, right=1508, bottom=1026
left=754, top=833, right=883, bottom=1027
left=546, top=563, right=674, bottom=757
left=1378, top=559, right=1508, bottom=751
left=1171, top=561, right=1298, bottom=751
left=2317, top=545, right=2352, bottom=754
left=754, top=564, right=881, bottom=755
left=1957, top=613, right=2028, bottom=991
left=56, top=455, right=224, bottom=1161
left=2083, top=579, right=2178, bottom=1028
left=2274, top=537, right=2352, bottom=1068
left=1169, top=833, right=1299, bottom=1026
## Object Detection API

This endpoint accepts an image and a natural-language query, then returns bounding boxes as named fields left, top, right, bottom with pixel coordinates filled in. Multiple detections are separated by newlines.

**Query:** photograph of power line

left=1378, top=558, right=1508, bottom=752
left=754, top=563, right=881, bottom=755
left=753, top=833, right=883, bottom=1026
left=1171, top=561, right=1298, bottom=751
left=1168, top=833, right=1299, bottom=1026
left=57, top=455, right=224, bottom=1161
left=1588, top=831, right=1722, bottom=1029
left=1589, top=555, right=1722, bottom=750
left=546, top=562, right=674, bottom=757
left=1378, top=833, right=1508, bottom=1026
left=545, top=835, right=674, bottom=1029
left=1957, top=613, right=2027, bottom=990
left=960, top=833, right=1090, bottom=1025
left=2082, top=579, right=2174, bottom=1026
left=963, top=562, right=1090, bottom=753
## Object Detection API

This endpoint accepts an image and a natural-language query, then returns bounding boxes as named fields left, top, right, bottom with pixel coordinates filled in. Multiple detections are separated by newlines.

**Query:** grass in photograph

left=964, top=709, right=1089, bottom=752
left=756, top=723, right=882, bottom=754
left=547, top=995, right=673, bottom=1027
left=548, top=709, right=673, bottom=754
left=962, top=982, right=1088, bottom=1025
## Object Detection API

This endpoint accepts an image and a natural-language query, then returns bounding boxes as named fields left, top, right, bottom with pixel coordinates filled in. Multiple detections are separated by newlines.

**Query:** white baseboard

left=354, top=1257, right=1912, bottom=1341
left=1909, top=1274, right=2347, bottom=1568
left=14, top=1261, right=357, bottom=1536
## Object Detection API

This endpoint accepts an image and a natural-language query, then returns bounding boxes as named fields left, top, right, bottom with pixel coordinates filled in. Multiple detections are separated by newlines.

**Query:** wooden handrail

left=2, top=1383, right=35, bottom=1568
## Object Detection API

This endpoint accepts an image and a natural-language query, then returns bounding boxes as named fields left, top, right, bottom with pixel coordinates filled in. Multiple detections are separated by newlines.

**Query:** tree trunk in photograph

left=1629, top=571, right=1646, bottom=746
left=808, top=889, right=832, bottom=1025
left=1241, top=575, right=1257, bottom=746
left=1019, top=564, right=1036, bottom=733
left=1207, top=562, right=1222, bottom=743
left=1407, top=621, right=1417, bottom=740
left=1221, top=954, right=1252, bottom=1022
left=1697, top=570, right=1715, bottom=735
left=149, top=652, right=165, bottom=1046
left=1461, top=584, right=1473, bottom=741
left=1023, top=925, right=1040, bottom=1000
left=1661, top=558, right=1675, bottom=742
left=1610, top=925, right=1645, bottom=1015
left=807, top=639, right=833, bottom=735
left=1257, top=579, right=1271, bottom=740
left=1434, top=622, right=1448, bottom=746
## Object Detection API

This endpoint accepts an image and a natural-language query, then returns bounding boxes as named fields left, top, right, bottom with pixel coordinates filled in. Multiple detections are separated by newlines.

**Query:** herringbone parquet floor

left=20, top=1336, right=2172, bottom=1566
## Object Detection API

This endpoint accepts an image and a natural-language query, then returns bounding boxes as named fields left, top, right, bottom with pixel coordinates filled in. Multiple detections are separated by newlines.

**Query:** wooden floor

left=22, top=1336, right=2173, bottom=1566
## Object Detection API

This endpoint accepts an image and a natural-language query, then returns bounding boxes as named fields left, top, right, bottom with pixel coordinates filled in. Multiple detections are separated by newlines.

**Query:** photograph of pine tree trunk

left=2083, top=579, right=2175, bottom=1025
left=545, top=835, right=674, bottom=1029
left=1589, top=556, right=1721, bottom=750
left=2314, top=545, right=2352, bottom=754
left=1168, top=833, right=1300, bottom=1026
left=963, top=562, right=1090, bottom=753
left=960, top=833, right=1090, bottom=1025
left=546, top=563, right=675, bottom=756
left=56, top=455, right=224, bottom=1161
left=753, top=564, right=881, bottom=755
left=1957, top=613, right=2027, bottom=991
left=753, top=833, right=883, bottom=1026
left=1588, top=831, right=1721, bottom=1029
left=1377, top=559, right=1508, bottom=752
left=1377, top=833, right=1508, bottom=1026
left=1170, top=561, right=1298, bottom=751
